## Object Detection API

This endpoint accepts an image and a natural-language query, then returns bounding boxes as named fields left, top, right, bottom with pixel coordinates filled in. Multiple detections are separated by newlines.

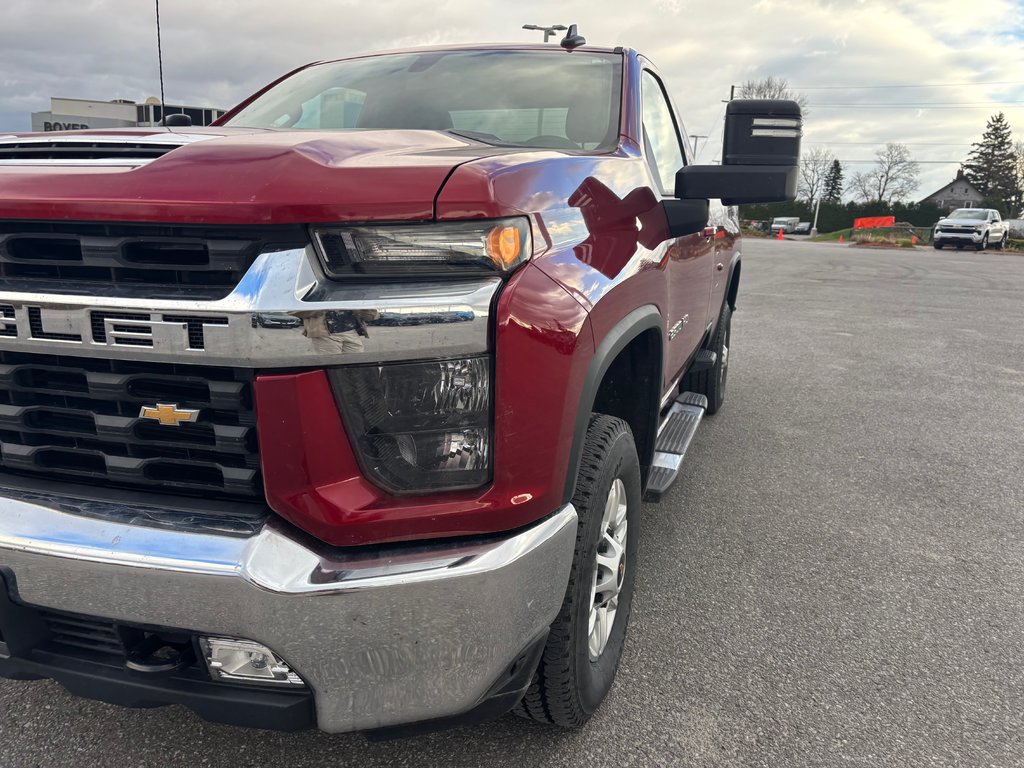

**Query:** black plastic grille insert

left=0, top=351, right=262, bottom=501
left=0, top=222, right=308, bottom=300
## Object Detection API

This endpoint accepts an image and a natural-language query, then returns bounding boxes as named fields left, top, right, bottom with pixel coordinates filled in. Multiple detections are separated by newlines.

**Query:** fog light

left=199, top=637, right=305, bottom=686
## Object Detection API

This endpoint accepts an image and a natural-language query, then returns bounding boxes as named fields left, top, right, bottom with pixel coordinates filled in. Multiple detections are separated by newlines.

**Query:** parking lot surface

left=3, top=238, right=1023, bottom=767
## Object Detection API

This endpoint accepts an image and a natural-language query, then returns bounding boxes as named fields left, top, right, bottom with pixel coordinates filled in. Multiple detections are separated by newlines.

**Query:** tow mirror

left=675, top=99, right=801, bottom=205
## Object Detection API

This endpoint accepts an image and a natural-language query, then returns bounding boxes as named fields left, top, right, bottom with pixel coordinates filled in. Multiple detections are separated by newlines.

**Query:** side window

left=641, top=70, right=685, bottom=195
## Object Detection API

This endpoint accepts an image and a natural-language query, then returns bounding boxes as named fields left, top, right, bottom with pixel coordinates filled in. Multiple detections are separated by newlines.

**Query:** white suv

left=933, top=208, right=1009, bottom=251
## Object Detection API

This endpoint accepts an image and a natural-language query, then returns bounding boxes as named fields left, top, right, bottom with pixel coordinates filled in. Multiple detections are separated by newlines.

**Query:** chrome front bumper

left=0, top=491, right=577, bottom=733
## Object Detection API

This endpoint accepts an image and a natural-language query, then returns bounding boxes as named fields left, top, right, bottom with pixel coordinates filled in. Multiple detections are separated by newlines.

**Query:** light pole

left=689, top=134, right=707, bottom=158
left=522, top=24, right=567, bottom=42
left=155, top=0, right=166, bottom=117
left=810, top=197, right=821, bottom=237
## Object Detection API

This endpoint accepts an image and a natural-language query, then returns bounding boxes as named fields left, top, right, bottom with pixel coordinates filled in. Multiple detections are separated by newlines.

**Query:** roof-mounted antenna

left=522, top=24, right=567, bottom=43
left=560, top=24, right=586, bottom=51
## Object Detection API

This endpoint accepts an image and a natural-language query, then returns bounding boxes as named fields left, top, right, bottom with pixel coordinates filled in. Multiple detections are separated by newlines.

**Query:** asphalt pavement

left=3, top=238, right=1024, bottom=767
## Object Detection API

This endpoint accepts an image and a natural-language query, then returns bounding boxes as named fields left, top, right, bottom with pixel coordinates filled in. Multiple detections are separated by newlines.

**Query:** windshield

left=947, top=209, right=984, bottom=219
left=223, top=50, right=622, bottom=151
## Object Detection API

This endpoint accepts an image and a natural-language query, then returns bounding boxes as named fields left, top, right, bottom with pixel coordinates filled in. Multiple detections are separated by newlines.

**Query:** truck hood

left=937, top=214, right=986, bottom=226
left=0, top=128, right=514, bottom=224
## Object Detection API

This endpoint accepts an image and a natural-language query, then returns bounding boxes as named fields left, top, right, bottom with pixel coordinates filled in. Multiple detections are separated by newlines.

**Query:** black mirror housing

left=676, top=165, right=797, bottom=206
left=662, top=198, right=709, bottom=239
left=722, top=99, right=801, bottom=166
left=676, top=99, right=801, bottom=205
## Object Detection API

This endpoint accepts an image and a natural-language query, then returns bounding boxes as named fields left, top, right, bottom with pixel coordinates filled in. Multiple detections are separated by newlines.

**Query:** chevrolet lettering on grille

left=0, top=304, right=229, bottom=352
left=139, top=403, right=201, bottom=426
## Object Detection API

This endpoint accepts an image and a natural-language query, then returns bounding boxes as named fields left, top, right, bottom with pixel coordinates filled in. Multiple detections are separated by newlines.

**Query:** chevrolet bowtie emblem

left=139, top=403, right=200, bottom=426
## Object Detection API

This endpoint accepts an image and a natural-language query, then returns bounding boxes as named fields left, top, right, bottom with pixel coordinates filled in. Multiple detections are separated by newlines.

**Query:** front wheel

left=516, top=414, right=640, bottom=727
left=933, top=241, right=943, bottom=250
left=977, top=234, right=989, bottom=251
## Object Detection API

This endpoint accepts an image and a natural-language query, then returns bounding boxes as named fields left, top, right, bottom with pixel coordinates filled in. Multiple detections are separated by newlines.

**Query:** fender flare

left=562, top=304, right=663, bottom=502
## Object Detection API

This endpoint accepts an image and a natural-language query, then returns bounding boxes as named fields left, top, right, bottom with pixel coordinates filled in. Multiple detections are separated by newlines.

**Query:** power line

left=808, top=104, right=1024, bottom=110
left=804, top=141, right=971, bottom=146
left=809, top=101, right=1024, bottom=107
left=837, top=160, right=960, bottom=164
left=796, top=80, right=1024, bottom=90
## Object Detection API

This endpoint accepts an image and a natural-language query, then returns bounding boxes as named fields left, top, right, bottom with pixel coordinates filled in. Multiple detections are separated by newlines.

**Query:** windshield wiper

left=445, top=129, right=521, bottom=147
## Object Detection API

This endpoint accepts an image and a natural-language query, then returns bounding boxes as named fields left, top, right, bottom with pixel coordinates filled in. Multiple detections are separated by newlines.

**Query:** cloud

left=1, top=0, right=1023, bottom=200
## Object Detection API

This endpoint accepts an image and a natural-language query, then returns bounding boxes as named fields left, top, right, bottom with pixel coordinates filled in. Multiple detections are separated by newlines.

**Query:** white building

left=31, top=97, right=226, bottom=132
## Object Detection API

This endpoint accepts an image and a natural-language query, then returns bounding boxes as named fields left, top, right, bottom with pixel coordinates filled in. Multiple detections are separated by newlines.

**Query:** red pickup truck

left=0, top=40, right=799, bottom=735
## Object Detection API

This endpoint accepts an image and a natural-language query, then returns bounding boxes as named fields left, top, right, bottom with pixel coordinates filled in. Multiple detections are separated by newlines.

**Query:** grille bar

left=0, top=142, right=178, bottom=161
left=38, top=610, right=125, bottom=657
left=0, top=351, right=262, bottom=500
left=0, top=222, right=307, bottom=300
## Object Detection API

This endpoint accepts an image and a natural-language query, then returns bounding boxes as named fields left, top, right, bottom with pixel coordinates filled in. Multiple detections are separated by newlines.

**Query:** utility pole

left=522, top=24, right=567, bottom=42
left=690, top=134, right=707, bottom=158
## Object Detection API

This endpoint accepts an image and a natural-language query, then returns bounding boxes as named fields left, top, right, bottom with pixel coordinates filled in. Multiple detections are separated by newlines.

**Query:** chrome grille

left=0, top=222, right=307, bottom=300
left=0, top=351, right=261, bottom=500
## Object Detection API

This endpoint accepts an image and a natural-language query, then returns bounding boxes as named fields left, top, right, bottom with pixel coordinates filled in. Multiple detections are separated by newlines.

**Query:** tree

left=822, top=159, right=844, bottom=203
left=797, top=147, right=835, bottom=202
left=1013, top=139, right=1024, bottom=216
left=848, top=143, right=919, bottom=204
left=961, top=113, right=1020, bottom=215
left=737, top=76, right=809, bottom=112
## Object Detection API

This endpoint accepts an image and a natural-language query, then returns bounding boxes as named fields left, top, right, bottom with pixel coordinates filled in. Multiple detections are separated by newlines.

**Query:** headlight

left=328, top=356, right=491, bottom=493
left=311, top=218, right=530, bottom=278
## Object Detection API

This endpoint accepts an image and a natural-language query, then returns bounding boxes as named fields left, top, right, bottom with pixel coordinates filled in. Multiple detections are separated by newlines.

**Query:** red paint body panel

left=0, top=129, right=506, bottom=224
left=255, top=263, right=592, bottom=547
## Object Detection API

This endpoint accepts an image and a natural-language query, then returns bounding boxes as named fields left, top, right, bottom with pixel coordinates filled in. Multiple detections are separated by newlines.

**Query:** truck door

left=640, top=69, right=714, bottom=385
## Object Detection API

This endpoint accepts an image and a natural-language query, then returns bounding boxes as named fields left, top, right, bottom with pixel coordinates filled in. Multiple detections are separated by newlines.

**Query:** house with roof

left=919, top=170, right=985, bottom=211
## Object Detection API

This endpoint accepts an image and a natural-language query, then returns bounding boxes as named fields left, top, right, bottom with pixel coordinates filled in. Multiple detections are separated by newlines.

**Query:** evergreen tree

left=822, top=159, right=844, bottom=203
left=962, top=113, right=1020, bottom=214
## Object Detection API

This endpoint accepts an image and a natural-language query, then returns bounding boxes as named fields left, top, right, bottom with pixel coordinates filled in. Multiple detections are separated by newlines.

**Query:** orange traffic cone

left=777, top=228, right=784, bottom=241
left=838, top=234, right=843, bottom=244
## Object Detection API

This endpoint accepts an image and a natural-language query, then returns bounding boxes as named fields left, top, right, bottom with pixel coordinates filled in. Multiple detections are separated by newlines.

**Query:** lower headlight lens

left=311, top=218, right=530, bottom=277
left=328, top=356, right=491, bottom=493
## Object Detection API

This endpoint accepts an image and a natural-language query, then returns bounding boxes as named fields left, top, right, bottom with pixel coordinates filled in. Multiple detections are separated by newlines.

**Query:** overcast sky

left=2, top=0, right=1023, bottom=199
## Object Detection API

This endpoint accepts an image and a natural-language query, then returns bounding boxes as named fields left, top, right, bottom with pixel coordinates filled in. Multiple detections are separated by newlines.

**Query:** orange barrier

left=853, top=216, right=896, bottom=229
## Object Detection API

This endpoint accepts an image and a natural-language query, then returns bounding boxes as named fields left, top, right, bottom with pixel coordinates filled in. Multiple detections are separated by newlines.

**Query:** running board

left=643, top=391, right=707, bottom=502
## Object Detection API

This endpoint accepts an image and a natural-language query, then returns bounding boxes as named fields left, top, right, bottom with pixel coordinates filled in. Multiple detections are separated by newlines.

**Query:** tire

left=977, top=233, right=988, bottom=251
left=515, top=414, right=640, bottom=727
left=933, top=241, right=943, bottom=250
left=995, top=233, right=1008, bottom=250
left=682, top=301, right=732, bottom=415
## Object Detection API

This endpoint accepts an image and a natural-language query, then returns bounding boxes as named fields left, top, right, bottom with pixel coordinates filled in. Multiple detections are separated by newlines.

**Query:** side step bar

left=643, top=391, right=707, bottom=502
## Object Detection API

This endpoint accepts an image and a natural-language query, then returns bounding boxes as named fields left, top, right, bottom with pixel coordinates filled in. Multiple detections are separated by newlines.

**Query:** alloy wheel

left=588, top=477, right=628, bottom=660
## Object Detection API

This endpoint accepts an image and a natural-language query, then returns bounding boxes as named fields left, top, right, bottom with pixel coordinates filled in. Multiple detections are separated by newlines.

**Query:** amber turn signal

left=486, top=225, right=522, bottom=270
